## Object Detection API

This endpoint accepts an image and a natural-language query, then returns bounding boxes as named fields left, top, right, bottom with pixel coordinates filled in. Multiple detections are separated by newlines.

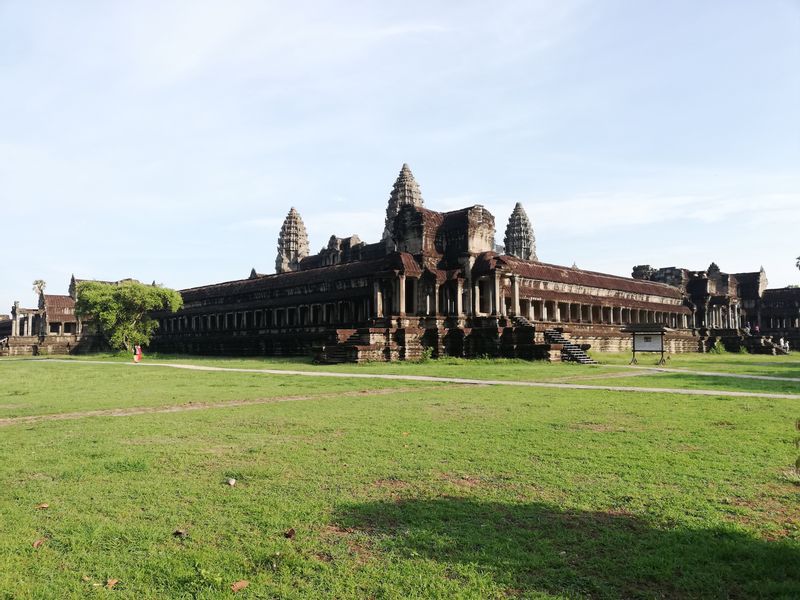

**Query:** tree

left=32, top=279, right=46, bottom=296
left=75, top=280, right=182, bottom=351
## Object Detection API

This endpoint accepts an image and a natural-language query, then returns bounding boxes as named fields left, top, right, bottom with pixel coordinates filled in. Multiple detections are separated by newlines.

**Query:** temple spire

left=275, top=207, right=309, bottom=273
left=504, top=202, right=537, bottom=261
left=383, top=163, right=424, bottom=240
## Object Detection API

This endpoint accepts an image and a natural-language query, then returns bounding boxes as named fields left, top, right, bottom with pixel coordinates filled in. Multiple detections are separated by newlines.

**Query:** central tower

left=275, top=207, right=309, bottom=273
left=383, top=163, right=424, bottom=241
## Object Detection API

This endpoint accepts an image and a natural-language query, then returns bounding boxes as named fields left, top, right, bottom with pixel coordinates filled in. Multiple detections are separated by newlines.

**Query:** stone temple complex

left=2, top=164, right=798, bottom=360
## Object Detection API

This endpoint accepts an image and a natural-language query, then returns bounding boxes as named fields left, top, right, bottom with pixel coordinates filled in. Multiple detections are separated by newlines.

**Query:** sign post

left=622, top=325, right=671, bottom=366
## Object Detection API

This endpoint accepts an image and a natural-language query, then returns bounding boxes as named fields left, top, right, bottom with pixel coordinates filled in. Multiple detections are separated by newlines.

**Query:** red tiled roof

left=476, top=254, right=684, bottom=299
left=180, top=253, right=422, bottom=303
left=43, top=294, right=77, bottom=322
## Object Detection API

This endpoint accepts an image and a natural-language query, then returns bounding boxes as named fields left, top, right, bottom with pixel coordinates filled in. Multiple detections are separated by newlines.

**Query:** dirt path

left=0, top=386, right=433, bottom=427
left=619, top=365, right=800, bottom=383
left=14, top=358, right=800, bottom=401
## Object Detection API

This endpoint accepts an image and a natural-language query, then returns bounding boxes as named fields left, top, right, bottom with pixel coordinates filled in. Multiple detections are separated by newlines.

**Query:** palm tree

left=32, top=279, right=46, bottom=296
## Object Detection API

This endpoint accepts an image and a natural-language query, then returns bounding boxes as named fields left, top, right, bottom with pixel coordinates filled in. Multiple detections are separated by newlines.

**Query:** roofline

left=499, top=255, right=683, bottom=292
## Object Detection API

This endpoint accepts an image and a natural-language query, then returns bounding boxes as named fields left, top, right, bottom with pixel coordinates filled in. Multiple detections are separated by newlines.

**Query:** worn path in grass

left=0, top=386, right=433, bottom=427
left=618, top=364, right=800, bottom=383
left=26, top=358, right=800, bottom=401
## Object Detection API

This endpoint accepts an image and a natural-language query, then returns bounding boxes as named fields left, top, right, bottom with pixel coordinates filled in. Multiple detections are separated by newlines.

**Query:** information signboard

left=633, top=333, right=664, bottom=353
left=622, top=325, right=671, bottom=365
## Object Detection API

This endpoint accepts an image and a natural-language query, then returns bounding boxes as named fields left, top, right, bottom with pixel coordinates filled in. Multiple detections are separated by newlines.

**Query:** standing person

left=133, top=344, right=142, bottom=363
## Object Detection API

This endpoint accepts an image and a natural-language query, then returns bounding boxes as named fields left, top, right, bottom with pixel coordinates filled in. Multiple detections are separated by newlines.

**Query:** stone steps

left=544, top=328, right=597, bottom=364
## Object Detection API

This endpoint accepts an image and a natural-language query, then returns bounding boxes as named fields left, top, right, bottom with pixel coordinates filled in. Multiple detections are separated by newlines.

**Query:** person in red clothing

left=133, top=344, right=143, bottom=363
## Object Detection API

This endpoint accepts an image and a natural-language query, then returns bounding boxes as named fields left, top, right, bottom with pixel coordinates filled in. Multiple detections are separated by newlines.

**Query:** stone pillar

left=398, top=275, right=406, bottom=316
left=373, top=281, right=382, bottom=318
left=491, top=273, right=500, bottom=316
left=473, top=281, right=481, bottom=315
left=433, top=283, right=440, bottom=316
left=456, top=279, right=463, bottom=316
left=511, top=276, right=520, bottom=316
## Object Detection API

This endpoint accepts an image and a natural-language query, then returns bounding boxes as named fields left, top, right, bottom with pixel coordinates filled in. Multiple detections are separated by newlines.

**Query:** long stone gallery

left=2, top=165, right=797, bottom=361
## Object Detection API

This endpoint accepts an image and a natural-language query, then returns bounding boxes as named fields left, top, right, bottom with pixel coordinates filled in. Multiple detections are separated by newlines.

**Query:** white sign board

left=633, top=333, right=663, bottom=352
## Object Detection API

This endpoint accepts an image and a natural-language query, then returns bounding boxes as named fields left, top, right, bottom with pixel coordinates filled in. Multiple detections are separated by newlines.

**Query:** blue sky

left=1, top=0, right=798, bottom=310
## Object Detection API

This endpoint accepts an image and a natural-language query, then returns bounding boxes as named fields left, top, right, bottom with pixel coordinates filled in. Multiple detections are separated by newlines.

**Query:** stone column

left=398, top=275, right=406, bottom=316
left=473, top=280, right=481, bottom=315
left=511, top=276, right=520, bottom=316
left=433, top=283, right=440, bottom=316
left=373, top=281, right=382, bottom=318
left=456, top=279, right=463, bottom=316
left=491, top=273, right=500, bottom=316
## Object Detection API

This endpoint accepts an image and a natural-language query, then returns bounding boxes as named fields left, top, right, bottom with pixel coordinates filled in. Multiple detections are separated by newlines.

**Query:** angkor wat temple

left=147, top=164, right=797, bottom=361
left=2, top=164, right=798, bottom=360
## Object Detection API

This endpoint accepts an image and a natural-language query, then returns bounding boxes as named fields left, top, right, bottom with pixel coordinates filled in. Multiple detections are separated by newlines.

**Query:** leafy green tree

left=75, top=281, right=182, bottom=351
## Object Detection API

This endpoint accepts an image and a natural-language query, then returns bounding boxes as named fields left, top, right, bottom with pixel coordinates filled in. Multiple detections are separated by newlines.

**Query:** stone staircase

left=323, top=329, right=364, bottom=363
left=741, top=334, right=791, bottom=356
left=544, top=328, right=597, bottom=364
left=322, top=328, right=403, bottom=363
left=511, top=315, right=533, bottom=328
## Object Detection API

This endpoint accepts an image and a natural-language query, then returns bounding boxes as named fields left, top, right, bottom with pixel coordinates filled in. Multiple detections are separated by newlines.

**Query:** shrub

left=708, top=339, right=726, bottom=354
left=418, top=346, right=434, bottom=363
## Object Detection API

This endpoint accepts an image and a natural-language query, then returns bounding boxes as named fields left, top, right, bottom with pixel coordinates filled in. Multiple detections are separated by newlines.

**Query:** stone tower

left=504, top=202, right=537, bottom=261
left=383, top=163, right=424, bottom=240
left=275, top=207, right=309, bottom=273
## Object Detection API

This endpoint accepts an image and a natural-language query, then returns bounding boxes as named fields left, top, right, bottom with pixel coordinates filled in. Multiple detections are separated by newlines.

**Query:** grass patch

left=0, top=358, right=798, bottom=598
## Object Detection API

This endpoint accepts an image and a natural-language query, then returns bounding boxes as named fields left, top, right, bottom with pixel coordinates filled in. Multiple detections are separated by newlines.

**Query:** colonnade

left=10, top=308, right=37, bottom=337
left=162, top=272, right=699, bottom=335
left=704, top=303, right=742, bottom=329
left=161, top=296, right=372, bottom=334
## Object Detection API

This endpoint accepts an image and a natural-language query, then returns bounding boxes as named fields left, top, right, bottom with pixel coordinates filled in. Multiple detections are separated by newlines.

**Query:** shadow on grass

left=334, top=497, right=799, bottom=599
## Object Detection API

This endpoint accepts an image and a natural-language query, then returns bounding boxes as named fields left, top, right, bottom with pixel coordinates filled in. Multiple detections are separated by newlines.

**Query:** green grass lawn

left=595, top=351, right=800, bottom=378
left=0, top=357, right=798, bottom=599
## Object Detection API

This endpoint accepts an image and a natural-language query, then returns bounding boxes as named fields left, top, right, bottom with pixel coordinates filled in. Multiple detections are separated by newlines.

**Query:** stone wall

left=1, top=334, right=100, bottom=356
left=556, top=324, right=701, bottom=353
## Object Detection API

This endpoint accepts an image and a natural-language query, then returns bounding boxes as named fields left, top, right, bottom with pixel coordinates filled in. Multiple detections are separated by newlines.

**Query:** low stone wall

left=554, top=324, right=701, bottom=354
left=150, top=321, right=707, bottom=363
left=1, top=334, right=94, bottom=356
left=151, top=329, right=329, bottom=356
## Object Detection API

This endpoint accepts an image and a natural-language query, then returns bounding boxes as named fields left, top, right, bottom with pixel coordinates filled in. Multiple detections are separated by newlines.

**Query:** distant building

left=145, top=165, right=799, bottom=362
left=5, top=165, right=798, bottom=360
left=2, top=276, right=136, bottom=356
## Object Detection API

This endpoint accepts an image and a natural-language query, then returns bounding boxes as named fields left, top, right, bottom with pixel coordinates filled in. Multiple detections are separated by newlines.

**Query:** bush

left=418, top=346, right=434, bottom=363
left=708, top=339, right=726, bottom=354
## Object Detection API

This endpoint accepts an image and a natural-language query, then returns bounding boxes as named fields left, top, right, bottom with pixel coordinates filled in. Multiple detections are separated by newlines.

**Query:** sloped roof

left=476, top=253, right=684, bottom=299
left=762, top=287, right=800, bottom=301
left=43, top=294, right=77, bottom=322
left=180, top=252, right=422, bottom=303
